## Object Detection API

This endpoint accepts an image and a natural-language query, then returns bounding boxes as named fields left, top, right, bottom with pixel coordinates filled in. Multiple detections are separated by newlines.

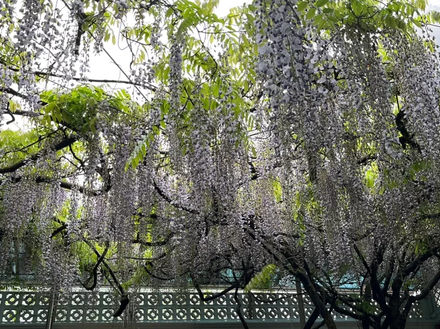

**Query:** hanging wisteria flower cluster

left=1, top=0, right=440, bottom=327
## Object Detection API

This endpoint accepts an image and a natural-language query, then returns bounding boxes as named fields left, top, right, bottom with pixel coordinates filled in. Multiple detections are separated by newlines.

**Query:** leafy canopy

left=1, top=0, right=440, bottom=328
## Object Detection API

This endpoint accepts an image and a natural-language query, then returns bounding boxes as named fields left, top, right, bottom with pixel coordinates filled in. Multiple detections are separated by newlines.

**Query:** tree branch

left=234, top=286, right=249, bottom=329
left=0, top=62, right=157, bottom=92
left=402, top=246, right=439, bottom=278
left=80, top=245, right=109, bottom=291
left=83, top=239, right=125, bottom=296
left=0, top=136, right=78, bottom=174
left=133, top=232, right=173, bottom=246
left=411, top=269, right=440, bottom=302
left=152, top=180, right=199, bottom=214
left=304, top=308, right=320, bottom=329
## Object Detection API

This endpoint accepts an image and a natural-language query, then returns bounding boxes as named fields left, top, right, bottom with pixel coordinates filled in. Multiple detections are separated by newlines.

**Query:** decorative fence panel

left=0, top=289, right=437, bottom=325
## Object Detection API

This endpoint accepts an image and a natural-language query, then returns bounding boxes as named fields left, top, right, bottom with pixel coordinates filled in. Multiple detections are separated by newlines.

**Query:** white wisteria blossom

left=1, top=1, right=440, bottom=328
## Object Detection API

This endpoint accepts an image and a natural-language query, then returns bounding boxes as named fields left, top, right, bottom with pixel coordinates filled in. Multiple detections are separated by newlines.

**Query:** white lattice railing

left=433, top=287, right=440, bottom=318
left=0, top=289, right=434, bottom=325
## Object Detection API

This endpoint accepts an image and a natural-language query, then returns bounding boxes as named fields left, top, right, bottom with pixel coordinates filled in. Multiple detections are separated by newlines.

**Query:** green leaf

left=244, top=264, right=277, bottom=292
left=273, top=180, right=282, bottom=202
left=152, top=125, right=160, bottom=135
left=8, top=99, right=16, bottom=112
left=429, top=10, right=440, bottom=23
left=413, top=18, right=422, bottom=28
left=351, top=0, right=364, bottom=16
left=306, top=8, right=316, bottom=20
left=166, top=7, right=174, bottom=17
left=297, top=1, right=308, bottom=12
left=315, top=0, right=328, bottom=8
left=314, top=13, right=323, bottom=25
left=414, top=0, right=426, bottom=11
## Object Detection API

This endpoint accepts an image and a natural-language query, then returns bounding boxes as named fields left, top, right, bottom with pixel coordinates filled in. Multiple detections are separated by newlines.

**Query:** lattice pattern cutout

left=408, top=301, right=423, bottom=319
left=0, top=291, right=50, bottom=324
left=435, top=288, right=440, bottom=308
left=0, top=290, right=431, bottom=324
left=432, top=288, right=440, bottom=318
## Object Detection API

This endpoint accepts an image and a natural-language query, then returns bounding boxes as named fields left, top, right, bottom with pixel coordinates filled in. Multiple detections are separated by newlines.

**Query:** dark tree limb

left=0, top=136, right=78, bottom=174
left=133, top=232, right=173, bottom=246
left=3, top=68, right=157, bottom=90
left=69, top=143, right=85, bottom=167
left=50, top=224, right=67, bottom=238
left=381, top=256, right=395, bottom=296
left=402, top=246, right=439, bottom=278
left=254, top=233, right=338, bottom=329
left=193, top=278, right=238, bottom=302
left=411, top=269, right=440, bottom=302
left=234, top=286, right=249, bottom=329
left=1, top=130, right=59, bottom=158
left=83, top=240, right=125, bottom=295
left=248, top=161, right=259, bottom=180
left=152, top=179, right=199, bottom=214
left=113, top=294, right=129, bottom=318
left=311, top=319, right=327, bottom=329
left=0, top=87, right=32, bottom=100
left=9, top=175, right=102, bottom=196
left=80, top=245, right=109, bottom=291
left=304, top=308, right=320, bottom=329
left=2, top=109, right=41, bottom=117
left=250, top=291, right=292, bottom=304
left=395, top=99, right=421, bottom=153
left=142, top=248, right=182, bottom=282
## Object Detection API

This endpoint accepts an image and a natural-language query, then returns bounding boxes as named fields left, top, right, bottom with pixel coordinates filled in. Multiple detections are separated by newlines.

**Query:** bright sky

left=3, top=0, right=440, bottom=130
left=430, top=0, right=440, bottom=9
left=1, top=0, right=253, bottom=130
left=427, top=0, right=440, bottom=45
left=89, top=0, right=440, bottom=83
left=88, top=0, right=253, bottom=83
left=216, top=0, right=252, bottom=16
